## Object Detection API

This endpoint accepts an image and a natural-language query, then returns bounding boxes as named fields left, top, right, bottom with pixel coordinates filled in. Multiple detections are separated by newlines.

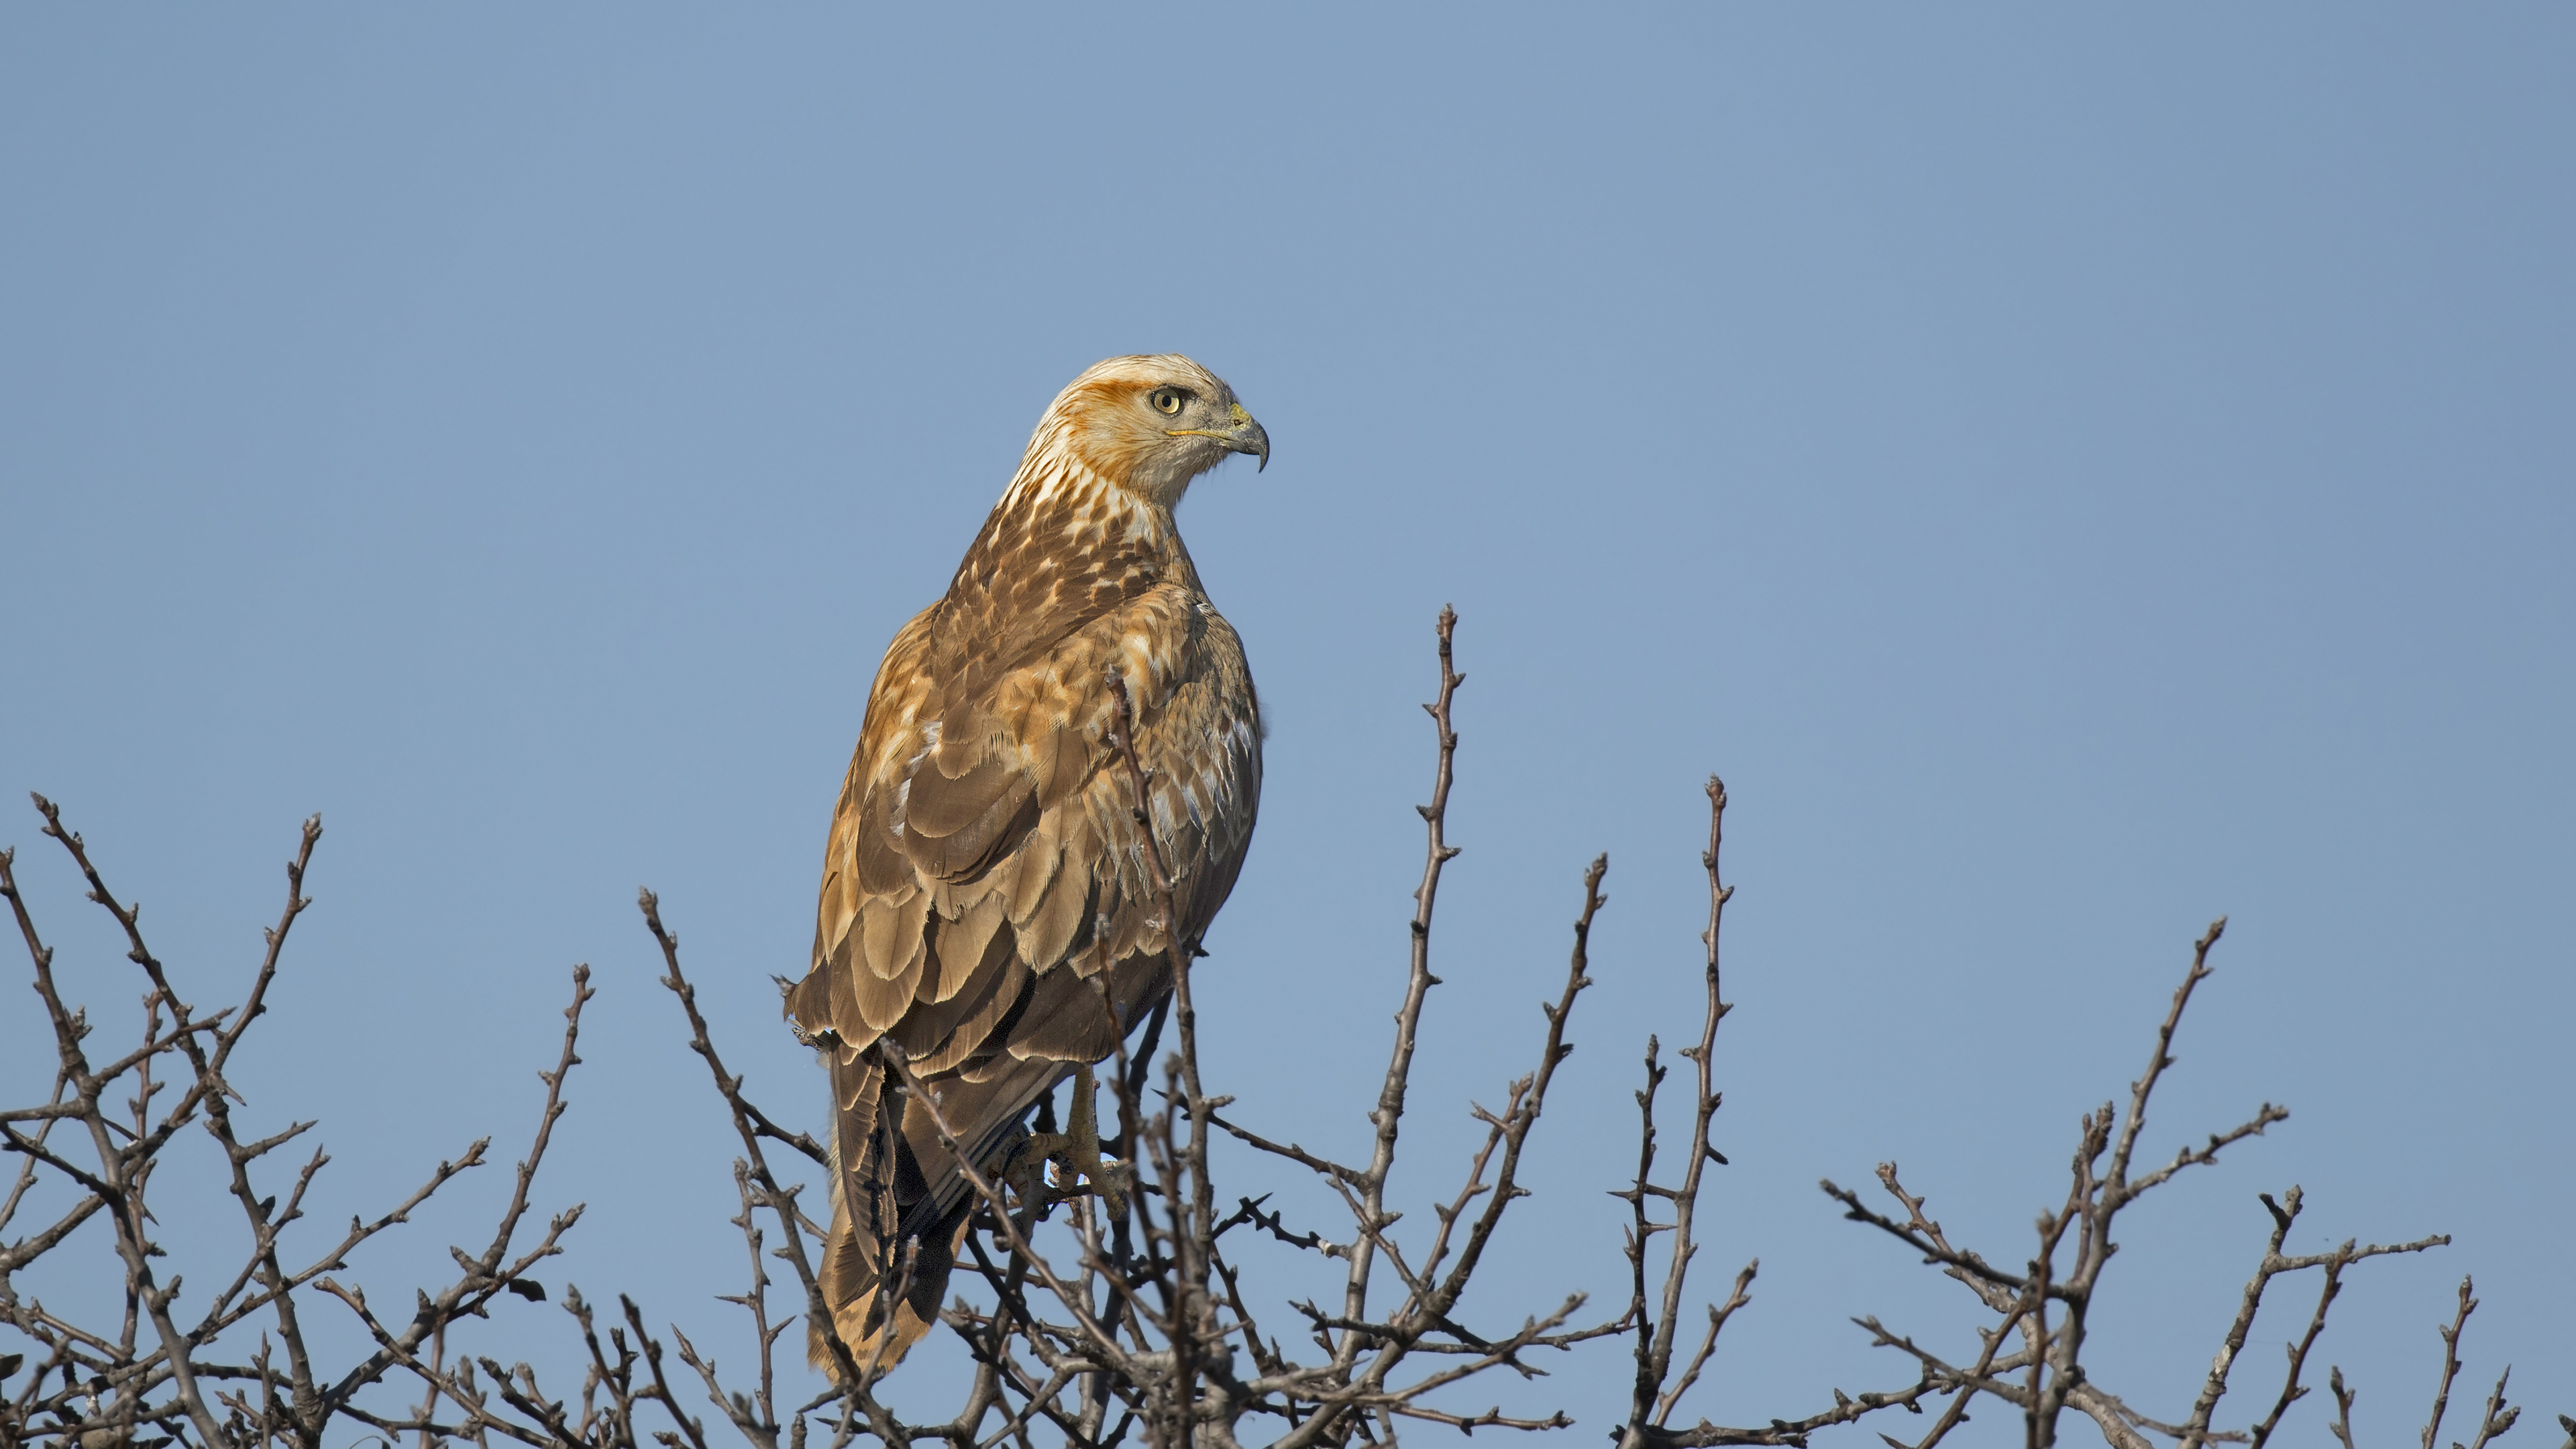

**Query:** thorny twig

left=0, top=802, right=607, bottom=1448
left=8, top=611, right=2561, bottom=1449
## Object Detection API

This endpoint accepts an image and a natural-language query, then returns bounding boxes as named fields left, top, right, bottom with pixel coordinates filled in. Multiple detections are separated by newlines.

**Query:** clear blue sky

left=4, top=7, right=2569, bottom=1442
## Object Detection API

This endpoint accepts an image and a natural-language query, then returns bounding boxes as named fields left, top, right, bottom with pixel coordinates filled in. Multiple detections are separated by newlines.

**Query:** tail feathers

left=805, top=1045, right=1059, bottom=1380
left=808, top=1049, right=989, bottom=1380
left=808, top=1205, right=972, bottom=1376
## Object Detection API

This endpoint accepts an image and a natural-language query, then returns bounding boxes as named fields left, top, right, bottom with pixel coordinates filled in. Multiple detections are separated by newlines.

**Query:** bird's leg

left=1062, top=1065, right=1132, bottom=1217
left=1014, top=1066, right=1130, bottom=1218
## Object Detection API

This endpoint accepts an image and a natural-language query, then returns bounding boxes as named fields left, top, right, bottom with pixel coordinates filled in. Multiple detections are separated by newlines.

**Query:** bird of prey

left=786, top=354, right=1269, bottom=1371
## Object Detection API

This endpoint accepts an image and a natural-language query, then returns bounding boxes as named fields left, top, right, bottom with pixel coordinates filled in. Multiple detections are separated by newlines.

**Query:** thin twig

left=2424, top=1277, right=2477, bottom=1449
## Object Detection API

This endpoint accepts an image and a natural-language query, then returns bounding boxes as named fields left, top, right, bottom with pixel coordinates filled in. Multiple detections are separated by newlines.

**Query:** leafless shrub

left=4, top=610, right=2564, bottom=1449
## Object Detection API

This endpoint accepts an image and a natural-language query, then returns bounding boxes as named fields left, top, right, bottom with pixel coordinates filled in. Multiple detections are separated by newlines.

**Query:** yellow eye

left=1150, top=387, right=1185, bottom=416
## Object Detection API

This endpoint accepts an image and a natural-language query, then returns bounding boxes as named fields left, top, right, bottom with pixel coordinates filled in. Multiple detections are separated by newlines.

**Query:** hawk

left=786, top=354, right=1269, bottom=1370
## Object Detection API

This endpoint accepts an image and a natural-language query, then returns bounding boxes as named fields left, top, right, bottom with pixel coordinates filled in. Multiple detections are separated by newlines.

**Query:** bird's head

left=1036, top=354, right=1269, bottom=509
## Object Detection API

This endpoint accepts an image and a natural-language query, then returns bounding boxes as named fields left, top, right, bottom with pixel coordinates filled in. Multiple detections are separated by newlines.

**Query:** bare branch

left=2424, top=1277, right=2477, bottom=1449
left=2104, top=918, right=2228, bottom=1209
left=2461, top=1366, right=2522, bottom=1449
left=4, top=608, right=2539, bottom=1449
left=2328, top=1366, right=2359, bottom=1449
left=1342, top=602, right=1465, bottom=1378
left=2246, top=1242, right=2343, bottom=1449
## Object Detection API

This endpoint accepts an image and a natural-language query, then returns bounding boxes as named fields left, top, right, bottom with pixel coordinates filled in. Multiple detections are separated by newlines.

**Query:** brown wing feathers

left=788, top=356, right=1265, bottom=1374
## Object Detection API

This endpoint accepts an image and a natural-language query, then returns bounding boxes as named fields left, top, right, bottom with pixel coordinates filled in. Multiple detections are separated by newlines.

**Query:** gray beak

left=1169, top=400, right=1272, bottom=472
left=1230, top=416, right=1271, bottom=473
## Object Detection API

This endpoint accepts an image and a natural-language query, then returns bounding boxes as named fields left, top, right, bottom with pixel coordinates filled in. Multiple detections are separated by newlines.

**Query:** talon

left=1005, top=1130, right=1065, bottom=1209
left=1000, top=1066, right=1132, bottom=1216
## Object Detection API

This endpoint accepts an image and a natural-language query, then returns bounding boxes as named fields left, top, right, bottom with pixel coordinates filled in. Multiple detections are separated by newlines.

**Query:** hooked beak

left=1171, top=401, right=1271, bottom=472
left=1233, top=412, right=1271, bottom=472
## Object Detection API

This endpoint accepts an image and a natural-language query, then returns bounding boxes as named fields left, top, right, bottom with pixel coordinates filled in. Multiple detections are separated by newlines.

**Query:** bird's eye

left=1150, top=388, right=1186, bottom=416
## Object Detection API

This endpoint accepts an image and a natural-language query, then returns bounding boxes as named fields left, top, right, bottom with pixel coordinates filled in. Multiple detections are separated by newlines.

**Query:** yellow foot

left=1011, top=1065, right=1130, bottom=1218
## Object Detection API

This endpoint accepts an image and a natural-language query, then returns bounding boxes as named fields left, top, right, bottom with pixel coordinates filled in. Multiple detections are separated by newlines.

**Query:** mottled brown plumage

left=786, top=355, right=1268, bottom=1370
